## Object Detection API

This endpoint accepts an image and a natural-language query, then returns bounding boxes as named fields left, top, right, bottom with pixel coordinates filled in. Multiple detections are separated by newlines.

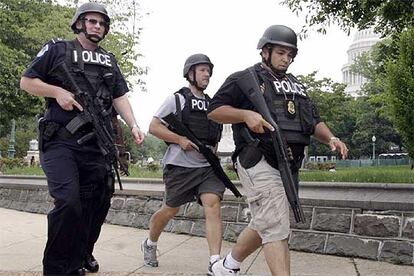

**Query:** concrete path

left=0, top=208, right=412, bottom=276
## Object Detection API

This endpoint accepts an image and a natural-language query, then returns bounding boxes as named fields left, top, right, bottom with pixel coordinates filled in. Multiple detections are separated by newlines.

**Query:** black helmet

left=183, top=53, right=214, bottom=78
left=70, top=2, right=110, bottom=33
left=257, top=25, right=297, bottom=52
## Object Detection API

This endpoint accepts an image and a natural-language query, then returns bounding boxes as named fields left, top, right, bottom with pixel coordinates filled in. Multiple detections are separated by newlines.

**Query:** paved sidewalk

left=0, top=208, right=412, bottom=276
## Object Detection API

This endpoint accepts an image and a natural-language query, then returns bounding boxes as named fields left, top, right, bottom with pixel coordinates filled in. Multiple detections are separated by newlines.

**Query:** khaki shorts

left=237, top=156, right=290, bottom=243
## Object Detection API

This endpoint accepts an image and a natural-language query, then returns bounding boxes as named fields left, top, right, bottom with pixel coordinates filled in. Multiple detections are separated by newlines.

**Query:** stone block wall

left=0, top=185, right=413, bottom=266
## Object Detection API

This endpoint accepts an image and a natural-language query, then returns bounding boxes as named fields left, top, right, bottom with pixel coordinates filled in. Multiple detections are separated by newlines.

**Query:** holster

left=237, top=127, right=262, bottom=169
left=106, top=170, right=115, bottom=198
left=38, top=118, right=60, bottom=151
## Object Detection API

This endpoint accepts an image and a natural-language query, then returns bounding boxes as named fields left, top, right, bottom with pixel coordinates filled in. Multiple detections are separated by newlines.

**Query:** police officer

left=141, top=54, right=225, bottom=275
left=207, top=25, right=348, bottom=276
left=20, top=2, right=144, bottom=275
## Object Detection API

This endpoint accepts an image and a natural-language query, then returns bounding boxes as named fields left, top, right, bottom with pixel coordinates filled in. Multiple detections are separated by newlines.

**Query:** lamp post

left=372, top=135, right=376, bottom=160
left=8, top=119, right=16, bottom=158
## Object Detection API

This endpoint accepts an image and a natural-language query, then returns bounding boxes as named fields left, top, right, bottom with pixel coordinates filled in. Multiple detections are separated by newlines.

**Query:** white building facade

left=341, top=28, right=381, bottom=97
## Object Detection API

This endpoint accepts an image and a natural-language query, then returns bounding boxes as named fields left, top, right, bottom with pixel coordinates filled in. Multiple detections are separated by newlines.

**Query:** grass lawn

left=299, top=165, right=414, bottom=183
left=2, top=165, right=413, bottom=184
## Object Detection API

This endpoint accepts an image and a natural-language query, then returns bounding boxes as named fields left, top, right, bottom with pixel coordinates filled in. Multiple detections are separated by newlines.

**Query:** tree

left=385, top=27, right=414, bottom=159
left=0, top=0, right=146, bottom=136
left=350, top=42, right=404, bottom=157
left=118, top=121, right=166, bottom=163
left=297, top=72, right=358, bottom=157
left=282, top=0, right=414, bottom=37
left=283, top=0, right=411, bottom=160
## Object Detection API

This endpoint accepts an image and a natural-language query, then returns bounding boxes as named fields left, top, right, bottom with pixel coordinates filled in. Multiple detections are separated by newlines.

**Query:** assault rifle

left=162, top=113, right=242, bottom=198
left=57, top=62, right=128, bottom=190
left=238, top=67, right=306, bottom=223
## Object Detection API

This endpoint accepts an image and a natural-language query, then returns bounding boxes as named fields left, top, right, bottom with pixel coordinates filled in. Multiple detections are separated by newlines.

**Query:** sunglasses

left=83, top=18, right=109, bottom=28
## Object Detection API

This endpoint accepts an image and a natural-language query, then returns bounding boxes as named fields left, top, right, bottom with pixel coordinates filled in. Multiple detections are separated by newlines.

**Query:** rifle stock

left=162, top=113, right=242, bottom=198
left=239, top=68, right=306, bottom=223
left=58, top=62, right=125, bottom=190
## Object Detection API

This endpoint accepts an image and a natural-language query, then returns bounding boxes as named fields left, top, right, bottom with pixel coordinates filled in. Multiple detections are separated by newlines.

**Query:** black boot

left=84, top=253, right=99, bottom=273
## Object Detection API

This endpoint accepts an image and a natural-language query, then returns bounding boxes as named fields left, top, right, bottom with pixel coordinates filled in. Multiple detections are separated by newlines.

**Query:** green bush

left=224, top=163, right=236, bottom=172
left=146, top=163, right=161, bottom=172
left=305, top=162, right=336, bottom=171
left=0, top=157, right=26, bottom=171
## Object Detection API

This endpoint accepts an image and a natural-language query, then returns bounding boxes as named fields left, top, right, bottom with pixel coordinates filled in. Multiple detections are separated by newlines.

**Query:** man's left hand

left=329, top=138, right=348, bottom=159
left=132, top=127, right=145, bottom=145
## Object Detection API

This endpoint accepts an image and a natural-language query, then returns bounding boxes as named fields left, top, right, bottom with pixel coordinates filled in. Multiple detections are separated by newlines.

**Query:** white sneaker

left=211, top=258, right=240, bottom=276
left=141, top=238, right=159, bottom=267
left=208, top=259, right=220, bottom=276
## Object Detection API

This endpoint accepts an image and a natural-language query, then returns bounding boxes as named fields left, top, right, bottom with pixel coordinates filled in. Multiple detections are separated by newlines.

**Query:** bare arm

left=313, top=122, right=348, bottom=159
left=113, top=94, right=144, bottom=145
left=208, top=105, right=273, bottom=133
left=149, top=117, right=197, bottom=151
left=20, top=76, right=83, bottom=111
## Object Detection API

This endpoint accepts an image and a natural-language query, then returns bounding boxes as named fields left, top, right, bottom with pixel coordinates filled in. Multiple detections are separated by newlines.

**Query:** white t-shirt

left=154, top=92, right=210, bottom=168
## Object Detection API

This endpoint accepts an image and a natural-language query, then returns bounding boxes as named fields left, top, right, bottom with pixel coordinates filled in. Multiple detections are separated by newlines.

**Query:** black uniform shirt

left=24, top=39, right=128, bottom=125
left=207, top=63, right=321, bottom=170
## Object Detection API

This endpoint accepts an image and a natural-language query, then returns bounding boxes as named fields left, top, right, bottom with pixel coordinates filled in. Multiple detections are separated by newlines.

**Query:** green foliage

left=385, top=27, right=414, bottom=159
left=305, top=162, right=335, bottom=171
left=0, top=117, right=38, bottom=158
left=300, top=165, right=414, bottom=183
left=297, top=72, right=358, bottom=157
left=2, top=163, right=412, bottom=184
left=0, top=157, right=26, bottom=171
left=0, top=0, right=146, bottom=137
left=282, top=0, right=414, bottom=37
left=117, top=121, right=166, bottom=163
left=146, top=162, right=160, bottom=172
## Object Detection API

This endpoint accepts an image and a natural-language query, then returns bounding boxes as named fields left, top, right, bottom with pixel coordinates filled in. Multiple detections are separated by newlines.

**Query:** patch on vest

left=72, top=50, right=112, bottom=67
left=36, top=44, right=49, bottom=57
left=190, top=98, right=208, bottom=111
left=273, top=78, right=306, bottom=96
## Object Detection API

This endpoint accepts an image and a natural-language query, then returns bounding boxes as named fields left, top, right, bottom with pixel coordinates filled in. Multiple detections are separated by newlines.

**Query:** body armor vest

left=63, top=40, right=116, bottom=110
left=234, top=65, right=317, bottom=147
left=49, top=39, right=117, bottom=136
left=174, top=87, right=222, bottom=146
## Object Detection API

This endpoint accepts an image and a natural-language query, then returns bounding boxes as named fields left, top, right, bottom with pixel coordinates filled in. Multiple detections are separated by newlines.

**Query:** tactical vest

left=49, top=39, right=117, bottom=134
left=235, top=65, right=318, bottom=146
left=65, top=40, right=115, bottom=109
left=174, top=87, right=222, bottom=146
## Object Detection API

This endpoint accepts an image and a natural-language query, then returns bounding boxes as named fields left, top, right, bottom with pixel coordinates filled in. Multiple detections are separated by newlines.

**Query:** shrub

left=224, top=163, right=235, bottom=172
left=146, top=162, right=161, bottom=172
left=305, top=162, right=336, bottom=171
left=0, top=157, right=26, bottom=171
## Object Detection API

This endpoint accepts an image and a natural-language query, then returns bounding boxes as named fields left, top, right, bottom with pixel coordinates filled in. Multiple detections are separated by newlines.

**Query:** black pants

left=41, top=143, right=107, bottom=275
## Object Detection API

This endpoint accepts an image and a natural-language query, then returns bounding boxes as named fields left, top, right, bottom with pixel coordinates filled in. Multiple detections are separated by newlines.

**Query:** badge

left=286, top=100, right=296, bottom=119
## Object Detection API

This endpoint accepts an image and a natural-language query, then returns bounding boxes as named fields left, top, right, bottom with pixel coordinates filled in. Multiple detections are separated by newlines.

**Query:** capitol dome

left=341, top=28, right=381, bottom=97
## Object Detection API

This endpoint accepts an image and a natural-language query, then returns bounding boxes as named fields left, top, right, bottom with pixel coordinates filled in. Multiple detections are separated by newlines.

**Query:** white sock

left=224, top=252, right=241, bottom=270
left=146, top=238, right=157, bottom=247
left=210, top=254, right=220, bottom=264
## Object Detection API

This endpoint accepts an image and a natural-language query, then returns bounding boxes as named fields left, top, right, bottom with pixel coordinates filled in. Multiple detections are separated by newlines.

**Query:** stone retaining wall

left=0, top=184, right=413, bottom=266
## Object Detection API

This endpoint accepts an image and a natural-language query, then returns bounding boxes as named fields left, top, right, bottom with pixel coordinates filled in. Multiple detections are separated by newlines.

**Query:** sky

left=127, top=0, right=356, bottom=132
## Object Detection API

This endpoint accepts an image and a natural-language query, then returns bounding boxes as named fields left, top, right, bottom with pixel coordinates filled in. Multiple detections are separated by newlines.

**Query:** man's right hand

left=178, top=136, right=199, bottom=151
left=243, top=110, right=274, bottom=133
left=56, top=87, right=83, bottom=111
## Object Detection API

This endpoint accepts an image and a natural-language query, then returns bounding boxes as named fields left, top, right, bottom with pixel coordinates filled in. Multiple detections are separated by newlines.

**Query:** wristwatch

left=131, top=123, right=140, bottom=131
left=329, top=137, right=340, bottom=144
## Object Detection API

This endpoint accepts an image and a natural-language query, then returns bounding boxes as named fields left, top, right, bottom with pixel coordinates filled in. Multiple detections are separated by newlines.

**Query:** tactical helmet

left=183, top=54, right=214, bottom=78
left=257, top=25, right=297, bottom=52
left=70, top=2, right=110, bottom=33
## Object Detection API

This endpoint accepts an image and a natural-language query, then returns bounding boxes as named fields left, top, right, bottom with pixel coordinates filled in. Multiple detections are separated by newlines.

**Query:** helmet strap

left=188, top=69, right=206, bottom=92
left=79, top=19, right=107, bottom=43
left=264, top=45, right=288, bottom=76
